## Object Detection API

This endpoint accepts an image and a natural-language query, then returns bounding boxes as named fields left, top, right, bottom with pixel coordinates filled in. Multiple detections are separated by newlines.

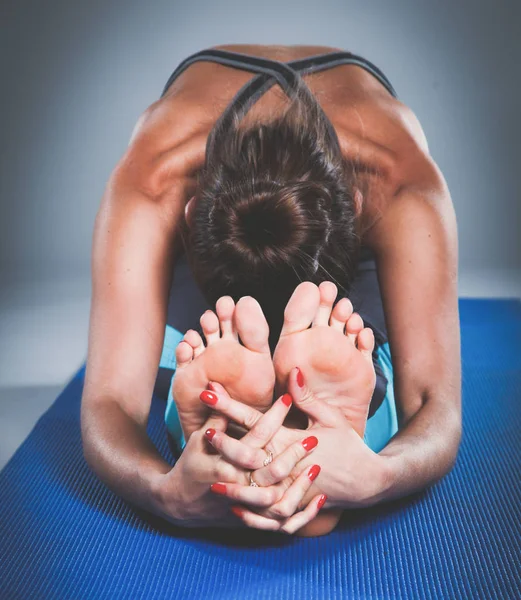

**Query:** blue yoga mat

left=0, top=299, right=520, bottom=599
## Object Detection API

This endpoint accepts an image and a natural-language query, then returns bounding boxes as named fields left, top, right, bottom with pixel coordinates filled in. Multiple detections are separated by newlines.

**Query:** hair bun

left=221, top=180, right=332, bottom=270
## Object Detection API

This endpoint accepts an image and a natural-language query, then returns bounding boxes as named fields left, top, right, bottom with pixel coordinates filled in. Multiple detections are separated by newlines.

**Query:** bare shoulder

left=362, top=97, right=454, bottom=248
left=110, top=96, right=207, bottom=202
left=364, top=150, right=455, bottom=259
left=210, top=43, right=345, bottom=61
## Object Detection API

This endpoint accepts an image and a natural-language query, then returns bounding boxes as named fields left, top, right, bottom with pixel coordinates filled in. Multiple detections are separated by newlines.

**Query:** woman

left=80, top=44, right=461, bottom=536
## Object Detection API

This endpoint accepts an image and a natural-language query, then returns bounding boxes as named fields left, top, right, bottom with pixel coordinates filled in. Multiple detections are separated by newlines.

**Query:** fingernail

left=210, top=483, right=227, bottom=495
left=317, top=494, right=327, bottom=510
left=302, top=436, right=318, bottom=451
left=200, top=390, right=218, bottom=405
left=296, top=368, right=304, bottom=388
left=204, top=428, right=216, bottom=442
left=231, top=506, right=244, bottom=518
left=308, top=465, right=321, bottom=481
left=281, top=393, right=292, bottom=407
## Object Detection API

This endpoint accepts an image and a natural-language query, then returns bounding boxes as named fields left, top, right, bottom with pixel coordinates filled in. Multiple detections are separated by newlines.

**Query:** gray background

left=1, top=0, right=520, bottom=464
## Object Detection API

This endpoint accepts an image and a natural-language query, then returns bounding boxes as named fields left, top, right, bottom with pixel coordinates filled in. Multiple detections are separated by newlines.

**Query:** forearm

left=80, top=398, right=174, bottom=519
left=375, top=395, right=462, bottom=503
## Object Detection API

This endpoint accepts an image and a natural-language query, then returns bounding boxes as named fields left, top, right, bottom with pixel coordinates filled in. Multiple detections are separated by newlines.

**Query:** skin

left=179, top=283, right=379, bottom=536
left=81, top=43, right=461, bottom=529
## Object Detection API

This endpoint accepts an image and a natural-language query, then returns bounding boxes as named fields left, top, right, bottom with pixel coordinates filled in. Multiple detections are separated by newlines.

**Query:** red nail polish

left=302, top=436, right=318, bottom=451
left=317, top=494, right=327, bottom=510
left=200, top=390, right=218, bottom=405
left=204, top=428, right=216, bottom=442
left=231, top=506, right=244, bottom=518
left=281, top=393, right=292, bottom=407
left=308, top=465, right=321, bottom=481
left=296, top=368, right=304, bottom=388
left=210, top=483, right=227, bottom=495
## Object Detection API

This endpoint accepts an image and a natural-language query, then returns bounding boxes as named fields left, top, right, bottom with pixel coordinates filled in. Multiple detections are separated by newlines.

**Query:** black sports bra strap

left=162, top=49, right=302, bottom=98
left=161, top=48, right=398, bottom=160
left=202, top=51, right=344, bottom=160
left=161, top=48, right=397, bottom=99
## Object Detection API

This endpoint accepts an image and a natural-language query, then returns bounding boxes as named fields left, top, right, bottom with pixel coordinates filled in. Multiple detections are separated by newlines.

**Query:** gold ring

left=263, top=450, right=274, bottom=467
left=249, top=472, right=259, bottom=487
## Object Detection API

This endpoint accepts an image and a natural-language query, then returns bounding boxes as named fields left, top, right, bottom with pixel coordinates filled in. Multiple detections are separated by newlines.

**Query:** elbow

left=80, top=395, right=99, bottom=475
left=446, top=409, right=462, bottom=473
left=435, top=405, right=462, bottom=481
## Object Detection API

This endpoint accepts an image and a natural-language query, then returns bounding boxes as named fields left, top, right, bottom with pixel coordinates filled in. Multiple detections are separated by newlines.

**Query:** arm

left=81, top=168, right=183, bottom=515
left=365, top=157, right=462, bottom=501
left=80, top=100, right=205, bottom=518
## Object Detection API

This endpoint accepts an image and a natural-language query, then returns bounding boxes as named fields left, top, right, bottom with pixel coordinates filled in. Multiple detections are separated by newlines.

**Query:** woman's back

left=124, top=43, right=433, bottom=239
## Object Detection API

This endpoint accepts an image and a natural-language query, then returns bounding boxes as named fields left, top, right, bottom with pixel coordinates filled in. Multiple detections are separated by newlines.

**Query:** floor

left=0, top=270, right=519, bottom=470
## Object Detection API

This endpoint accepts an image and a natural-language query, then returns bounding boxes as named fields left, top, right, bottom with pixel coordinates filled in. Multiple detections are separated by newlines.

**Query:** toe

left=183, top=329, right=205, bottom=357
left=357, top=328, right=375, bottom=361
left=216, top=296, right=237, bottom=339
left=312, top=281, right=338, bottom=327
left=234, top=296, right=270, bottom=353
left=280, top=282, right=321, bottom=336
left=329, top=297, right=353, bottom=332
left=175, top=341, right=194, bottom=368
left=200, top=310, right=221, bottom=345
left=345, top=312, right=364, bottom=344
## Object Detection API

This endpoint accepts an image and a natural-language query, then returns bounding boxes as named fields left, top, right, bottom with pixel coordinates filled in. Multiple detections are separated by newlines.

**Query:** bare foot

left=273, top=281, right=377, bottom=439
left=172, top=296, right=276, bottom=442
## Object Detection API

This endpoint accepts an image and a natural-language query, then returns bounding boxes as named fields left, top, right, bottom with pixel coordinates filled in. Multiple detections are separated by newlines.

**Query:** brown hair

left=183, top=77, right=362, bottom=348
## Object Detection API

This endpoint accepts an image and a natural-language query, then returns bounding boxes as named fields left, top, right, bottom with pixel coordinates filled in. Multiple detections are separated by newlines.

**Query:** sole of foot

left=172, top=296, right=276, bottom=442
left=273, top=281, right=377, bottom=439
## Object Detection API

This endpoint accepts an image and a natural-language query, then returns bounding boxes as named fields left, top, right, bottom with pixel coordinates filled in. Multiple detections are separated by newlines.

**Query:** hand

left=201, top=385, right=328, bottom=533
left=203, top=367, right=391, bottom=514
left=152, top=413, right=239, bottom=527
left=153, top=391, right=324, bottom=530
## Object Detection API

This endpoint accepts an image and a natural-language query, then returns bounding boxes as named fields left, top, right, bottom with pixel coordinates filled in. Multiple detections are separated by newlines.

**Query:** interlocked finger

left=260, top=464, right=321, bottom=521
left=249, top=434, right=319, bottom=487
left=239, top=394, right=293, bottom=449
left=204, top=428, right=277, bottom=471
left=280, top=494, right=328, bottom=535
left=230, top=494, right=327, bottom=534
left=209, top=479, right=286, bottom=508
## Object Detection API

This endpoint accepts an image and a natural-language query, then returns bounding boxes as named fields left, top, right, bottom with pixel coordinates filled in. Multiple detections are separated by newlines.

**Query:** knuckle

left=270, top=503, right=292, bottom=519
left=216, top=461, right=235, bottom=481
left=292, top=444, right=305, bottom=464
left=269, top=461, right=287, bottom=481
left=249, top=422, right=271, bottom=442
left=259, top=490, right=275, bottom=507
left=267, top=487, right=281, bottom=505
left=244, top=451, right=260, bottom=470
left=294, top=390, right=314, bottom=406
left=243, top=411, right=259, bottom=431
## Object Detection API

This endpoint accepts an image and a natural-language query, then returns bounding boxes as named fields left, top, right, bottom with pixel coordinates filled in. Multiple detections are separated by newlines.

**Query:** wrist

left=136, top=454, right=180, bottom=521
left=368, top=447, right=403, bottom=505
left=148, top=466, right=184, bottom=522
left=357, top=451, right=399, bottom=508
